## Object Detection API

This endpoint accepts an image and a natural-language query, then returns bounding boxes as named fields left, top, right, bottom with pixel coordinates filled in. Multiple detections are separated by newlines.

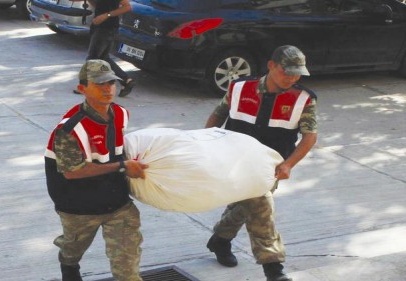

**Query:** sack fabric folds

left=124, top=127, right=284, bottom=212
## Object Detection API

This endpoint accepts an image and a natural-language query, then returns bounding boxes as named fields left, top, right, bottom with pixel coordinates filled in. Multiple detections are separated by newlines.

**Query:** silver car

left=30, top=0, right=93, bottom=35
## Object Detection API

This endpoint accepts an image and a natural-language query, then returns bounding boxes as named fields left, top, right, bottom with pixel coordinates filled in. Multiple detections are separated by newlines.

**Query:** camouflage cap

left=272, top=45, right=310, bottom=76
left=79, top=59, right=121, bottom=83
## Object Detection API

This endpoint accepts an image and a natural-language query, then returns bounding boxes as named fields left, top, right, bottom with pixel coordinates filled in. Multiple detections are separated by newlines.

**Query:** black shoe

left=119, top=79, right=135, bottom=97
left=206, top=234, right=238, bottom=267
left=72, top=89, right=82, bottom=95
left=263, top=262, right=292, bottom=281
left=61, top=264, right=83, bottom=281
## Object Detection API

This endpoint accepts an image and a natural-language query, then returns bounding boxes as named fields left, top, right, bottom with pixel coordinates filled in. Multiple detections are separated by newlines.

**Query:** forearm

left=284, top=133, right=317, bottom=168
left=64, top=161, right=120, bottom=179
left=92, top=0, right=131, bottom=25
left=205, top=113, right=223, bottom=128
left=275, top=133, right=317, bottom=180
left=106, top=2, right=131, bottom=17
left=205, top=104, right=229, bottom=128
left=64, top=159, right=148, bottom=179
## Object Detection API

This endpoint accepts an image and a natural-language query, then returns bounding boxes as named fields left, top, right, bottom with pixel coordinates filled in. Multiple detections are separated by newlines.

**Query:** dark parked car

left=114, top=0, right=406, bottom=95
left=1, top=0, right=32, bottom=18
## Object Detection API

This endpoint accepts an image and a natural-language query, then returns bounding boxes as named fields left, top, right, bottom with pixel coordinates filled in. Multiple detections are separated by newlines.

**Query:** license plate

left=119, top=44, right=145, bottom=60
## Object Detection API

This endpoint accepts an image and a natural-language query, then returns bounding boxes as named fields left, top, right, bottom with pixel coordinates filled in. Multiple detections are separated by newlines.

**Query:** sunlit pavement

left=1, top=7, right=405, bottom=281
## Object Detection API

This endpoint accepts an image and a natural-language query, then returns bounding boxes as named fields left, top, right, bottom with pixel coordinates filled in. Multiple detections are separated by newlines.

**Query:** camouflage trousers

left=213, top=185, right=285, bottom=264
left=54, top=202, right=143, bottom=281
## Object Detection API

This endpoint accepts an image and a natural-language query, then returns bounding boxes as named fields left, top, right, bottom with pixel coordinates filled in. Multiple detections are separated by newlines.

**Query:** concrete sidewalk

left=1, top=9, right=405, bottom=281
left=289, top=251, right=406, bottom=281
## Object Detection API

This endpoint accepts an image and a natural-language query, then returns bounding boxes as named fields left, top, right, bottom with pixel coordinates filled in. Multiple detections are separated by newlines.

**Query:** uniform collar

left=82, top=101, right=114, bottom=123
left=257, top=74, right=297, bottom=96
left=256, top=75, right=268, bottom=95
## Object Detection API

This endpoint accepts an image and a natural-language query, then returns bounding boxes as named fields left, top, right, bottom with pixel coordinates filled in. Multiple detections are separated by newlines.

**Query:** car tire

left=46, top=23, right=68, bottom=34
left=16, top=0, right=31, bottom=18
left=206, top=49, right=257, bottom=97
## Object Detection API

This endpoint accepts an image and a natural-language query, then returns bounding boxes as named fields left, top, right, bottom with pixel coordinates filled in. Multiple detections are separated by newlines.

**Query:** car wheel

left=206, top=49, right=257, bottom=97
left=46, top=24, right=68, bottom=34
left=16, top=0, right=31, bottom=18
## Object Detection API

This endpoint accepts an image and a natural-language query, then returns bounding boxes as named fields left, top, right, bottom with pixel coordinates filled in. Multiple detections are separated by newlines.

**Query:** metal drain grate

left=95, top=265, right=200, bottom=281
left=141, top=266, right=199, bottom=281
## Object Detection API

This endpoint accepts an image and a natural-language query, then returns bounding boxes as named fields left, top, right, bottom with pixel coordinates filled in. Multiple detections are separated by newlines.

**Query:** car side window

left=250, top=0, right=313, bottom=14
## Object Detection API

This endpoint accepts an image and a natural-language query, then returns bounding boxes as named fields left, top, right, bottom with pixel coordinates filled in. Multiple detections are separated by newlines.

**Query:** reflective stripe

left=74, top=122, right=111, bottom=163
left=269, top=90, right=309, bottom=129
left=90, top=152, right=110, bottom=163
left=71, top=106, right=128, bottom=163
left=44, top=148, right=56, bottom=159
left=229, top=81, right=257, bottom=124
left=230, top=81, right=310, bottom=129
left=115, top=146, right=123, bottom=155
left=119, top=105, right=129, bottom=129
left=72, top=122, right=93, bottom=162
left=115, top=105, right=128, bottom=156
left=45, top=104, right=128, bottom=163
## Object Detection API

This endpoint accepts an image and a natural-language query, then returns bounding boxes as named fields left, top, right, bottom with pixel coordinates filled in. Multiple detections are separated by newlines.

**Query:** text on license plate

left=119, top=44, right=145, bottom=60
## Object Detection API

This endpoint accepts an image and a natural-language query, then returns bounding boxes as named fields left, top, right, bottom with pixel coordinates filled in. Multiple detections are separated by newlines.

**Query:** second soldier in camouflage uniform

left=44, top=60, right=148, bottom=281
left=205, top=45, right=317, bottom=281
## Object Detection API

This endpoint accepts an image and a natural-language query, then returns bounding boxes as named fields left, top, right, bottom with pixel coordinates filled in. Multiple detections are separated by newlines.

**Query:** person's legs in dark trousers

left=87, top=28, right=127, bottom=80
left=85, top=27, right=135, bottom=97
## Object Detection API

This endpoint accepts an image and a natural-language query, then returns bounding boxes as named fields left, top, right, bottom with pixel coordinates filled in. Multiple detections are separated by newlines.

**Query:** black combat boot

left=263, top=262, right=292, bottom=281
left=61, top=264, right=83, bottom=281
left=206, top=234, right=238, bottom=267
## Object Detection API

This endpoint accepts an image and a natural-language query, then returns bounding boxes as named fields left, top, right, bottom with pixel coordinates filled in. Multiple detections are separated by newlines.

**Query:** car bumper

left=30, top=0, right=91, bottom=35
left=114, top=27, right=209, bottom=80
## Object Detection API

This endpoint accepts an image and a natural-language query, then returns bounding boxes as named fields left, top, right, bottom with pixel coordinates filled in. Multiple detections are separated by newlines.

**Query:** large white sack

left=124, top=127, right=284, bottom=212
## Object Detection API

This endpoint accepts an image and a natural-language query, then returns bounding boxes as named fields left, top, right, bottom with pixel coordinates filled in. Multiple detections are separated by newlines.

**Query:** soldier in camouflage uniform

left=205, top=45, right=317, bottom=281
left=44, top=60, right=148, bottom=281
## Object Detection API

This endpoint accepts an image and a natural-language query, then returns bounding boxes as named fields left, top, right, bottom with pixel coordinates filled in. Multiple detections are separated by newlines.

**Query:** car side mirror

left=373, top=4, right=393, bottom=23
